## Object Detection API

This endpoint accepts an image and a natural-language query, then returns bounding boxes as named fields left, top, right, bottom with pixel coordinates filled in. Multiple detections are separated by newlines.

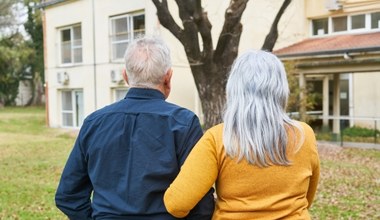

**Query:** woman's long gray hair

left=223, top=50, right=303, bottom=167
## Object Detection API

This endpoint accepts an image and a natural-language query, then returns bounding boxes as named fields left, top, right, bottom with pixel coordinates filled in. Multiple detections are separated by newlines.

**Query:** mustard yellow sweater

left=164, top=122, right=320, bottom=220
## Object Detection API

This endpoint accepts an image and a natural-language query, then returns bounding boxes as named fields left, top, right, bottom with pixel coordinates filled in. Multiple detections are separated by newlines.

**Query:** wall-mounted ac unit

left=110, top=69, right=124, bottom=84
left=57, top=72, right=69, bottom=85
left=325, top=0, right=342, bottom=11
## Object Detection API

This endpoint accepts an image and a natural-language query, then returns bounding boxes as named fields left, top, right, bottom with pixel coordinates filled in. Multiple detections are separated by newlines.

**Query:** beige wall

left=45, top=0, right=95, bottom=127
left=306, top=0, right=380, bottom=18
left=44, top=0, right=380, bottom=128
left=49, top=0, right=380, bottom=127
left=45, top=0, right=309, bottom=127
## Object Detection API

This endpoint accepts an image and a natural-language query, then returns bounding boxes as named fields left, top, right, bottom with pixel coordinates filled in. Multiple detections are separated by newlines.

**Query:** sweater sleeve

left=164, top=129, right=218, bottom=218
left=303, top=124, right=320, bottom=208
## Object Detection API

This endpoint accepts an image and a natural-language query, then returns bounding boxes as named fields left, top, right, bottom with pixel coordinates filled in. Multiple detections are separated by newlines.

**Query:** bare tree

left=0, top=0, right=19, bottom=33
left=152, top=0, right=292, bottom=129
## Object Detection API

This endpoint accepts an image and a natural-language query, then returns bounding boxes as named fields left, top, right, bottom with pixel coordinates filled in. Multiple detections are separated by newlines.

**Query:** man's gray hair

left=124, top=36, right=171, bottom=88
left=223, top=50, right=303, bottom=167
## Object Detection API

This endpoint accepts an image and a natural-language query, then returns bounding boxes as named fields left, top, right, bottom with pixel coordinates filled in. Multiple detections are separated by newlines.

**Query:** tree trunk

left=190, top=63, right=228, bottom=129
left=153, top=0, right=292, bottom=129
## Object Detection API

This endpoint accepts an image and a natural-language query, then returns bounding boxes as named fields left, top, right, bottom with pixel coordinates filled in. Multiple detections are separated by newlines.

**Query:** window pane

left=351, top=14, right=365, bottom=29
left=62, top=91, right=73, bottom=110
left=73, top=38, right=82, bottom=47
left=312, top=19, right=328, bottom=35
left=61, top=29, right=71, bottom=42
left=74, top=48, right=82, bottom=63
left=62, top=113, right=73, bottom=126
left=113, top=17, right=128, bottom=34
left=333, top=16, right=347, bottom=32
left=133, top=14, right=145, bottom=31
left=75, top=91, right=84, bottom=127
left=112, top=33, right=129, bottom=42
left=113, top=42, right=128, bottom=60
left=134, top=29, right=145, bottom=39
left=371, top=12, right=380, bottom=29
left=73, top=26, right=81, bottom=40
left=61, top=41, right=72, bottom=63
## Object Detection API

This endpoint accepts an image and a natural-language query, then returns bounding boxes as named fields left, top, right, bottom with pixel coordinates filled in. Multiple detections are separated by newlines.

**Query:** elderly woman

left=164, top=50, right=320, bottom=220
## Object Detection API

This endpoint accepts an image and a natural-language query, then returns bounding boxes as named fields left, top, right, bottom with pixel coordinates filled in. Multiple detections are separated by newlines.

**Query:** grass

left=310, top=145, right=380, bottom=219
left=0, top=107, right=379, bottom=219
left=0, top=107, right=75, bottom=220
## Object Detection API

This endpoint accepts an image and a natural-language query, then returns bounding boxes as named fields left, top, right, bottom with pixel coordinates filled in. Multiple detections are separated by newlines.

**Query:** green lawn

left=0, top=107, right=73, bottom=219
left=0, top=107, right=379, bottom=219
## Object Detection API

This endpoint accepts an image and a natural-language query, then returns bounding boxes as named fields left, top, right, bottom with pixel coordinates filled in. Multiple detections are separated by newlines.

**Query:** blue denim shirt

left=55, top=88, right=214, bottom=220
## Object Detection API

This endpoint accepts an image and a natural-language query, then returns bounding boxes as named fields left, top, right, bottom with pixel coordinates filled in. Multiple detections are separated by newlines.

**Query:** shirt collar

left=125, top=88, right=165, bottom=100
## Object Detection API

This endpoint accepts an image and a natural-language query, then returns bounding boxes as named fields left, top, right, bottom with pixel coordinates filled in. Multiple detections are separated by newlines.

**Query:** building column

left=348, top=73, right=354, bottom=127
left=333, top=73, right=340, bottom=134
left=322, top=75, right=329, bottom=130
left=299, top=73, right=306, bottom=121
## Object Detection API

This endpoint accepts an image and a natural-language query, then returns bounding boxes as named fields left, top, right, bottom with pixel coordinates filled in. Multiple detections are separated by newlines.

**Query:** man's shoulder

left=163, top=101, right=199, bottom=126
left=83, top=101, right=123, bottom=122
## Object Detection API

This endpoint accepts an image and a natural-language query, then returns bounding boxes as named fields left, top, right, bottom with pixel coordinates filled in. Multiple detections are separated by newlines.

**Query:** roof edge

left=276, top=46, right=380, bottom=59
left=37, top=0, right=67, bottom=9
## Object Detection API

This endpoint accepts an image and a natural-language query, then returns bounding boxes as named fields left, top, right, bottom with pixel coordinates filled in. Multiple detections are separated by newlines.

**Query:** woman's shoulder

left=293, top=120, right=315, bottom=136
left=205, top=123, right=224, bottom=137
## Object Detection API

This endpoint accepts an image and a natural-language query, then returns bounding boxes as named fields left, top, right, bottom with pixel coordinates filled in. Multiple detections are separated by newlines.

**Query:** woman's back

left=212, top=122, right=319, bottom=219
left=163, top=50, right=320, bottom=220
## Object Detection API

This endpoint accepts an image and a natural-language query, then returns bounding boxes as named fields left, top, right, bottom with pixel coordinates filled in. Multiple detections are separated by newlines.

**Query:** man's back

left=55, top=88, right=214, bottom=219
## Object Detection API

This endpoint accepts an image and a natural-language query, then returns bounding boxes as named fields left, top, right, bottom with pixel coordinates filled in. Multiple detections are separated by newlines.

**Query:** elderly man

left=55, top=36, right=215, bottom=220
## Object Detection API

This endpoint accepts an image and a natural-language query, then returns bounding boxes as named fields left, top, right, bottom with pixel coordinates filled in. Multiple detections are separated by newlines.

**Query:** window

left=110, top=12, right=145, bottom=60
left=312, top=18, right=328, bottom=35
left=351, top=14, right=365, bottom=30
left=113, top=88, right=129, bottom=102
left=311, top=11, right=380, bottom=36
left=62, top=90, right=84, bottom=127
left=371, top=12, right=380, bottom=29
left=332, top=16, right=347, bottom=32
left=60, top=25, right=82, bottom=64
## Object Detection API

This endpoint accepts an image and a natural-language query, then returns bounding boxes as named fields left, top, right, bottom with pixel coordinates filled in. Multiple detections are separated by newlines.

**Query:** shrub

left=342, top=126, right=379, bottom=138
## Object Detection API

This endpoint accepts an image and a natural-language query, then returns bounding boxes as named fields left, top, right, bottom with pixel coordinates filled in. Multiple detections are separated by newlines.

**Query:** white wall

left=44, top=0, right=308, bottom=127
left=353, top=72, right=380, bottom=127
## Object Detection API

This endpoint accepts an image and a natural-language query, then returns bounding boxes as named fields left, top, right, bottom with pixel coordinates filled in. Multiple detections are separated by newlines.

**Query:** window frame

left=109, top=11, right=145, bottom=62
left=312, top=18, right=329, bottom=36
left=311, top=11, right=380, bottom=37
left=61, top=89, right=84, bottom=128
left=332, top=15, right=348, bottom=33
left=371, top=11, right=380, bottom=29
left=350, top=14, right=366, bottom=31
left=58, top=24, right=83, bottom=66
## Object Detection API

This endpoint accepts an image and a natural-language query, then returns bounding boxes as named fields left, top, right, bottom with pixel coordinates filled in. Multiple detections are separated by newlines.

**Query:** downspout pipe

left=92, top=0, right=97, bottom=110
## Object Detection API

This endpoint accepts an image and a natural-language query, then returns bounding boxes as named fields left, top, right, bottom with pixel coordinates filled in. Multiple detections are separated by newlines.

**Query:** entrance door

left=61, top=90, right=84, bottom=127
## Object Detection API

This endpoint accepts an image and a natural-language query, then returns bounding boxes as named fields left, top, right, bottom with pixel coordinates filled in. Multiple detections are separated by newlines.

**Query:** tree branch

left=214, top=0, right=249, bottom=63
left=175, top=0, right=201, bottom=61
left=152, top=0, right=183, bottom=41
left=192, top=0, right=213, bottom=61
left=261, top=0, right=292, bottom=52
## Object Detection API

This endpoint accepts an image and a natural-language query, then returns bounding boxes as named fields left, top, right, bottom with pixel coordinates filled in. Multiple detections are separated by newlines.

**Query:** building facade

left=41, top=0, right=380, bottom=133
left=275, top=0, right=380, bottom=133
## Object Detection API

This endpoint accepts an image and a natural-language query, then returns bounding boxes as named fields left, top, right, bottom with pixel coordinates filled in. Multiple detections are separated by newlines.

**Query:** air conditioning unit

left=57, top=72, right=69, bottom=85
left=110, top=69, right=124, bottom=84
left=325, top=0, right=342, bottom=11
